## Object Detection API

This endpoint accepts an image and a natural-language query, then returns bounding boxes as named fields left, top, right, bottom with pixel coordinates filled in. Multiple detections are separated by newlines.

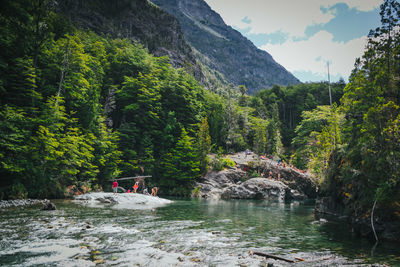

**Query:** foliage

left=253, top=82, right=345, bottom=148
left=10, top=183, right=28, bottom=200
left=158, top=129, right=200, bottom=195
left=211, top=154, right=236, bottom=171
left=197, top=117, right=212, bottom=173
left=0, top=0, right=214, bottom=198
left=307, top=104, right=344, bottom=184
left=303, top=0, right=400, bottom=220
left=191, top=185, right=202, bottom=197
left=291, top=105, right=334, bottom=170
left=8, top=0, right=398, bottom=209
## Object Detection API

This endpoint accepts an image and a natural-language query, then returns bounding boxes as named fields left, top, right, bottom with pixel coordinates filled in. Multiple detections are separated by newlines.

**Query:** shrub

left=10, top=183, right=28, bottom=199
left=211, top=155, right=236, bottom=171
left=191, top=185, right=202, bottom=197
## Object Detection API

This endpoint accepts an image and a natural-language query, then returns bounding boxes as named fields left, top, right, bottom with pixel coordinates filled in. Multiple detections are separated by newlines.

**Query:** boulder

left=196, top=169, right=308, bottom=201
left=195, top=152, right=317, bottom=201
left=258, top=160, right=317, bottom=198
left=74, top=192, right=172, bottom=210
left=42, top=199, right=56, bottom=210
left=222, top=178, right=287, bottom=201
left=196, top=170, right=246, bottom=199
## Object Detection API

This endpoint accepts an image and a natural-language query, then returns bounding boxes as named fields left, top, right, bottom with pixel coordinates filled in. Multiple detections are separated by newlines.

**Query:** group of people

left=112, top=180, right=158, bottom=196
left=260, top=170, right=281, bottom=181
left=260, top=155, right=307, bottom=174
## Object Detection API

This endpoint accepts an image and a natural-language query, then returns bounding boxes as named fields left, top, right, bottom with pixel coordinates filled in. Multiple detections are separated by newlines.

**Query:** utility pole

left=327, top=61, right=336, bottom=157
left=327, top=62, right=332, bottom=106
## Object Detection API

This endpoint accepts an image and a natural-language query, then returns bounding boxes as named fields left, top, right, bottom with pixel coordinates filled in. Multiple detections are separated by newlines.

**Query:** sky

left=204, top=0, right=383, bottom=82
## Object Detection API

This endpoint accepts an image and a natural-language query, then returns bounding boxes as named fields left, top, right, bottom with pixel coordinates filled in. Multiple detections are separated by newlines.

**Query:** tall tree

left=197, top=117, right=211, bottom=173
left=158, top=128, right=200, bottom=195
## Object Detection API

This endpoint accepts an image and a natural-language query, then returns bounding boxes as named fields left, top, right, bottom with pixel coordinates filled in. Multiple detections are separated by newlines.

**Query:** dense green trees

left=0, top=0, right=195, bottom=197
left=158, top=129, right=200, bottom=195
left=1, top=3, right=342, bottom=197
left=2, top=0, right=398, bottom=211
left=1, top=0, right=215, bottom=197
left=332, top=0, right=400, bottom=217
left=290, top=0, right=400, bottom=222
left=253, top=82, right=345, bottom=148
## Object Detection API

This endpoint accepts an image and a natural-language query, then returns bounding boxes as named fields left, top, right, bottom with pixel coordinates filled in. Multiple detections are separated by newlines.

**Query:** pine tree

left=197, top=117, right=211, bottom=173
left=159, top=128, right=200, bottom=195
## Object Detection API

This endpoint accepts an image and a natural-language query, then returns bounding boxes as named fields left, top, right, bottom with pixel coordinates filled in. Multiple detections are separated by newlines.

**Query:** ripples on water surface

left=0, top=198, right=399, bottom=266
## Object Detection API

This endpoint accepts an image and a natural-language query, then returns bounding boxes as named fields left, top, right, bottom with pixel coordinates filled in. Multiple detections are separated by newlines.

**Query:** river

left=0, top=198, right=399, bottom=266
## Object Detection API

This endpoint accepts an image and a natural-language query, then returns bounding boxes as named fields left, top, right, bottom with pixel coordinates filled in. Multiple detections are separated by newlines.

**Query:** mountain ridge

left=55, top=0, right=206, bottom=83
left=151, top=0, right=300, bottom=94
left=56, top=0, right=300, bottom=94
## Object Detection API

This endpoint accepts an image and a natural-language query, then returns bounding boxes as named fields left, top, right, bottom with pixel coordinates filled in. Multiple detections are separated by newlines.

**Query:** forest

left=0, top=0, right=399, bottom=224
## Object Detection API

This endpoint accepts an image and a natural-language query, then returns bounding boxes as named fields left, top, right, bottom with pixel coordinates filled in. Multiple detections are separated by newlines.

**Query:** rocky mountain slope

left=55, top=0, right=205, bottom=83
left=151, top=0, right=300, bottom=94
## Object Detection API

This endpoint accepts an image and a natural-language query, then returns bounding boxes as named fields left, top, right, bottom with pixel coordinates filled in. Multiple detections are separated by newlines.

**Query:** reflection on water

left=0, top=198, right=399, bottom=266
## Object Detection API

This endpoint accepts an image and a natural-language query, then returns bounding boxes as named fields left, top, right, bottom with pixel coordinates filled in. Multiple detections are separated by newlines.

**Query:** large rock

left=74, top=192, right=172, bottom=210
left=222, top=178, right=291, bottom=201
left=196, top=169, right=245, bottom=199
left=195, top=152, right=317, bottom=201
left=196, top=170, right=308, bottom=201
left=258, top=160, right=317, bottom=198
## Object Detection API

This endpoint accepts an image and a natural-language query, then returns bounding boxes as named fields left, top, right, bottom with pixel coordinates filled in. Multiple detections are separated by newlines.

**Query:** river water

left=0, top=198, right=399, bottom=266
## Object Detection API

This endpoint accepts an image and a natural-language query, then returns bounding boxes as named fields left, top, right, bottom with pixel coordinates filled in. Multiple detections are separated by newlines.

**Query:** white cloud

left=341, top=0, right=382, bottom=11
left=204, top=0, right=381, bottom=81
left=205, top=0, right=382, bottom=38
left=260, top=30, right=368, bottom=81
left=205, top=0, right=332, bottom=37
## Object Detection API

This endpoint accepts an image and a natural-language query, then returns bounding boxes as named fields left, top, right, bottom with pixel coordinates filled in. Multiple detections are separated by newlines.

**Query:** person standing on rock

left=112, top=180, right=118, bottom=194
left=151, top=187, right=158, bottom=197
left=133, top=181, right=139, bottom=193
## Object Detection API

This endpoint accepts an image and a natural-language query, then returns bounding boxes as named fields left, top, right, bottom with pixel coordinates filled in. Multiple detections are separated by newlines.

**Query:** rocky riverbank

left=0, top=199, right=50, bottom=209
left=194, top=152, right=317, bottom=201
left=195, top=169, right=314, bottom=201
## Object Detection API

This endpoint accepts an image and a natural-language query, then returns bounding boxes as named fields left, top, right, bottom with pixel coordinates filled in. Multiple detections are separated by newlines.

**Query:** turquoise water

left=0, top=198, right=399, bottom=266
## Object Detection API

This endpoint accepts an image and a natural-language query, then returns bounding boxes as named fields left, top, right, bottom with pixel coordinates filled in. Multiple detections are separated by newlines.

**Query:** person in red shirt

left=112, top=180, right=118, bottom=194
left=133, top=181, right=139, bottom=193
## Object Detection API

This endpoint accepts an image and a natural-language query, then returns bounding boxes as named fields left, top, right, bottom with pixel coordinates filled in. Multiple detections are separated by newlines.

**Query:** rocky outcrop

left=151, top=0, right=300, bottom=93
left=195, top=169, right=313, bottom=201
left=222, top=178, right=295, bottom=201
left=196, top=152, right=317, bottom=201
left=257, top=159, right=317, bottom=198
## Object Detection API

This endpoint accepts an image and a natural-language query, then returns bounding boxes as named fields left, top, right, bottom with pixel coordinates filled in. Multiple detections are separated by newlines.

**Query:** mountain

left=150, top=0, right=300, bottom=94
left=56, top=0, right=299, bottom=94
left=55, top=0, right=205, bottom=83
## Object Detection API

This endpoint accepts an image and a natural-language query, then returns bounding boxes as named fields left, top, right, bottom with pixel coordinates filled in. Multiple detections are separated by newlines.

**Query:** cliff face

left=55, top=0, right=204, bottom=82
left=151, top=0, right=300, bottom=94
